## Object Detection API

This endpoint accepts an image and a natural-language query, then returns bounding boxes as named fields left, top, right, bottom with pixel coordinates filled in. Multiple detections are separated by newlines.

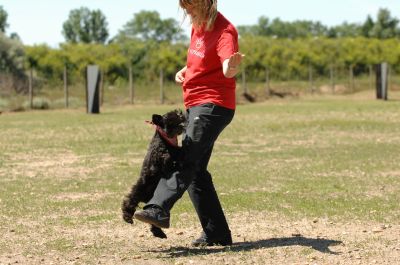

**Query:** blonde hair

left=179, top=0, right=218, bottom=31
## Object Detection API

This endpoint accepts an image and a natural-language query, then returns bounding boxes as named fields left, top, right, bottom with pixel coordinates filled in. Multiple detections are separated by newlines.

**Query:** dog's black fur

left=121, top=109, right=186, bottom=238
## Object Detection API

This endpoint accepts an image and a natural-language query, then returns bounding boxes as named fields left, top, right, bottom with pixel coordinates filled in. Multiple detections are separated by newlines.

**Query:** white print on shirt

left=195, top=38, right=204, bottom=49
left=189, top=49, right=205, bottom=58
left=189, top=37, right=205, bottom=58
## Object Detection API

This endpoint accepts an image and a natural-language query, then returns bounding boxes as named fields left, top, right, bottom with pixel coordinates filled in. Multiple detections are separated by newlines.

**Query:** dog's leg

left=121, top=180, right=144, bottom=224
left=150, top=225, right=167, bottom=239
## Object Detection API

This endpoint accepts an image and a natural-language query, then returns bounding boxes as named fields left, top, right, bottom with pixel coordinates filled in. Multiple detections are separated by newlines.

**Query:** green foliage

left=0, top=32, right=25, bottom=75
left=240, top=36, right=400, bottom=81
left=62, top=7, right=109, bottom=44
left=239, top=17, right=329, bottom=38
left=11, top=7, right=399, bottom=88
left=369, top=8, right=400, bottom=39
left=23, top=39, right=188, bottom=85
left=117, top=10, right=186, bottom=43
left=239, top=8, right=400, bottom=39
left=21, top=35, right=400, bottom=86
left=0, top=5, right=8, bottom=33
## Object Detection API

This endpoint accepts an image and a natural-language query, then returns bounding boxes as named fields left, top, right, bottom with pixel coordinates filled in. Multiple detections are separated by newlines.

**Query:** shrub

left=0, top=98, right=9, bottom=111
left=23, top=97, right=51, bottom=110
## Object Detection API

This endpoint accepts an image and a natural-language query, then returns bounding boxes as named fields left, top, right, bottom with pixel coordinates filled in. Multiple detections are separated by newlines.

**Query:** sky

left=1, top=0, right=399, bottom=47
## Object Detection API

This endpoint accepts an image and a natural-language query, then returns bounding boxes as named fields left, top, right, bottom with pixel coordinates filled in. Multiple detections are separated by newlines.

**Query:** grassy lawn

left=1, top=93, right=399, bottom=264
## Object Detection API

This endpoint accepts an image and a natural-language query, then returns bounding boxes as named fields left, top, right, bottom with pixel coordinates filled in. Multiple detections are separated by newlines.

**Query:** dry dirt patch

left=1, top=211, right=399, bottom=265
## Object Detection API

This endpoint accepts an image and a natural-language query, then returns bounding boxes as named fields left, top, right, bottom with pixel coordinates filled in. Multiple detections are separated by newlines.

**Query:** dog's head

left=152, top=109, right=186, bottom=138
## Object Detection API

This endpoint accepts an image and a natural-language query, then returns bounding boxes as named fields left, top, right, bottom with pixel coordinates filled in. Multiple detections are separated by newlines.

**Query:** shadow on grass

left=151, top=236, right=342, bottom=258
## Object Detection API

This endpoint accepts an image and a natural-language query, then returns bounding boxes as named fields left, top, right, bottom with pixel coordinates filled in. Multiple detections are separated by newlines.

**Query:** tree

left=0, top=6, right=8, bottom=33
left=62, top=7, right=109, bottom=44
left=361, top=15, right=374, bottom=37
left=328, top=22, right=362, bottom=38
left=238, top=16, right=328, bottom=38
left=0, top=33, right=24, bottom=73
left=117, top=11, right=186, bottom=43
left=256, top=16, right=271, bottom=36
left=370, top=8, right=399, bottom=39
left=0, top=32, right=26, bottom=93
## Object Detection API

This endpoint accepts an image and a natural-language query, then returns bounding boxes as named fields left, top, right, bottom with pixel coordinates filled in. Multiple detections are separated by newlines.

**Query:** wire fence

left=0, top=63, right=399, bottom=112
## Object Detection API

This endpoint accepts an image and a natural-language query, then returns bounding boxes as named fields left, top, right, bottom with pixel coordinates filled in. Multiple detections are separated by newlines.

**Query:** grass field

left=1, top=91, right=400, bottom=264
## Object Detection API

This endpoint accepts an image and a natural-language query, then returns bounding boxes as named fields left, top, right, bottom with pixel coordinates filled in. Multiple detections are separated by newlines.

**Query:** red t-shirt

left=182, top=12, right=238, bottom=110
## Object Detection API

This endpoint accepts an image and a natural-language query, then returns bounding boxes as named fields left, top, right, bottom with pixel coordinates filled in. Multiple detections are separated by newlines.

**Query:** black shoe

left=134, top=206, right=170, bottom=229
left=192, top=231, right=233, bottom=247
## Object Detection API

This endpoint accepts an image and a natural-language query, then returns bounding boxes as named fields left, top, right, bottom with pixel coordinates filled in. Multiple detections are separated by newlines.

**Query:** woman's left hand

left=227, top=52, right=245, bottom=69
left=223, top=52, right=245, bottom=78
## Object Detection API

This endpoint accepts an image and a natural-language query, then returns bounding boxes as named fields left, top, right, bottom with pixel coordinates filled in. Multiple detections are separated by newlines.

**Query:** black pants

left=146, top=103, right=234, bottom=237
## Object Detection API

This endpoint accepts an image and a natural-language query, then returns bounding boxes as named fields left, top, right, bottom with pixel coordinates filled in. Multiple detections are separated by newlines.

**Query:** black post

left=86, top=65, right=100, bottom=114
left=376, top=63, right=388, bottom=100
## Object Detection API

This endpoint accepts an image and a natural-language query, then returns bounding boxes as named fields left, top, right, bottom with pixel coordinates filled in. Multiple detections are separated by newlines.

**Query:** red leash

left=145, top=121, right=178, bottom=147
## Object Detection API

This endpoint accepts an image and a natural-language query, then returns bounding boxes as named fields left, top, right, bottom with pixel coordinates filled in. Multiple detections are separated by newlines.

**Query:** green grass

left=1, top=95, right=400, bottom=261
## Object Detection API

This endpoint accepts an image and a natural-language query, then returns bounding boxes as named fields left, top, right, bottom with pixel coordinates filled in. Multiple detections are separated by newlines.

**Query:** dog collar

left=145, top=121, right=178, bottom=147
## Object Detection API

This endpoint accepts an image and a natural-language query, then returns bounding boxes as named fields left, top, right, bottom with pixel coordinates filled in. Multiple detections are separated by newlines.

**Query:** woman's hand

left=175, top=66, right=187, bottom=84
left=223, top=52, right=245, bottom=78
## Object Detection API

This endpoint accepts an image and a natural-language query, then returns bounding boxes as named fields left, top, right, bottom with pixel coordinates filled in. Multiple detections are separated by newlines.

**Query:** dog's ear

left=152, top=114, right=164, bottom=127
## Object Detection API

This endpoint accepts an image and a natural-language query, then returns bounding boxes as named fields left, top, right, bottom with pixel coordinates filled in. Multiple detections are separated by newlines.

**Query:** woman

left=135, top=0, right=244, bottom=246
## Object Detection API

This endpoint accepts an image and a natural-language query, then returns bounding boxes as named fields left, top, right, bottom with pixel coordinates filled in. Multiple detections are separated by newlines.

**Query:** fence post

left=28, top=67, right=33, bottom=109
left=99, top=69, right=104, bottom=106
left=242, top=66, right=247, bottom=94
left=349, top=65, right=354, bottom=93
left=388, top=64, right=391, bottom=93
left=64, top=65, right=69, bottom=108
left=375, top=62, right=388, bottom=100
left=265, top=66, right=270, bottom=98
left=86, top=65, right=100, bottom=114
left=309, top=64, right=314, bottom=94
left=369, top=65, right=373, bottom=91
left=160, top=69, right=164, bottom=104
left=330, top=65, right=335, bottom=94
left=129, top=65, right=134, bottom=104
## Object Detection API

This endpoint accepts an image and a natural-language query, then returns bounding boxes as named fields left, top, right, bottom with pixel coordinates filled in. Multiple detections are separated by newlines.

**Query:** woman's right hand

left=175, top=66, right=187, bottom=84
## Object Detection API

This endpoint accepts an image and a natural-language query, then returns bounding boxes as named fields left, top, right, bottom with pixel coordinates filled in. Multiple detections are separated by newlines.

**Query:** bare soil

left=1, top=211, right=399, bottom=265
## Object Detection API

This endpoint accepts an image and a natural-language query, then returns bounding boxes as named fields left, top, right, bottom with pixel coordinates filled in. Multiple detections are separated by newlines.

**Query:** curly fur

left=121, top=109, right=186, bottom=238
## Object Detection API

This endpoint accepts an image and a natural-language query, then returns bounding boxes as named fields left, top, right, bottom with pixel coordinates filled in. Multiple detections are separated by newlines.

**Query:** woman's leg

left=187, top=145, right=231, bottom=238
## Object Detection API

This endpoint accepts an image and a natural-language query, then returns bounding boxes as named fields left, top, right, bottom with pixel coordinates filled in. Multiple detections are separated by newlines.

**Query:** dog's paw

left=123, top=216, right=134, bottom=224
left=121, top=198, right=136, bottom=224
left=122, top=212, right=134, bottom=224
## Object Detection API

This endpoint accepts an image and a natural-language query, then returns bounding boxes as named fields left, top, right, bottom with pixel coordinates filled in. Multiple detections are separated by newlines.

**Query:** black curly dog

left=121, top=109, right=186, bottom=238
